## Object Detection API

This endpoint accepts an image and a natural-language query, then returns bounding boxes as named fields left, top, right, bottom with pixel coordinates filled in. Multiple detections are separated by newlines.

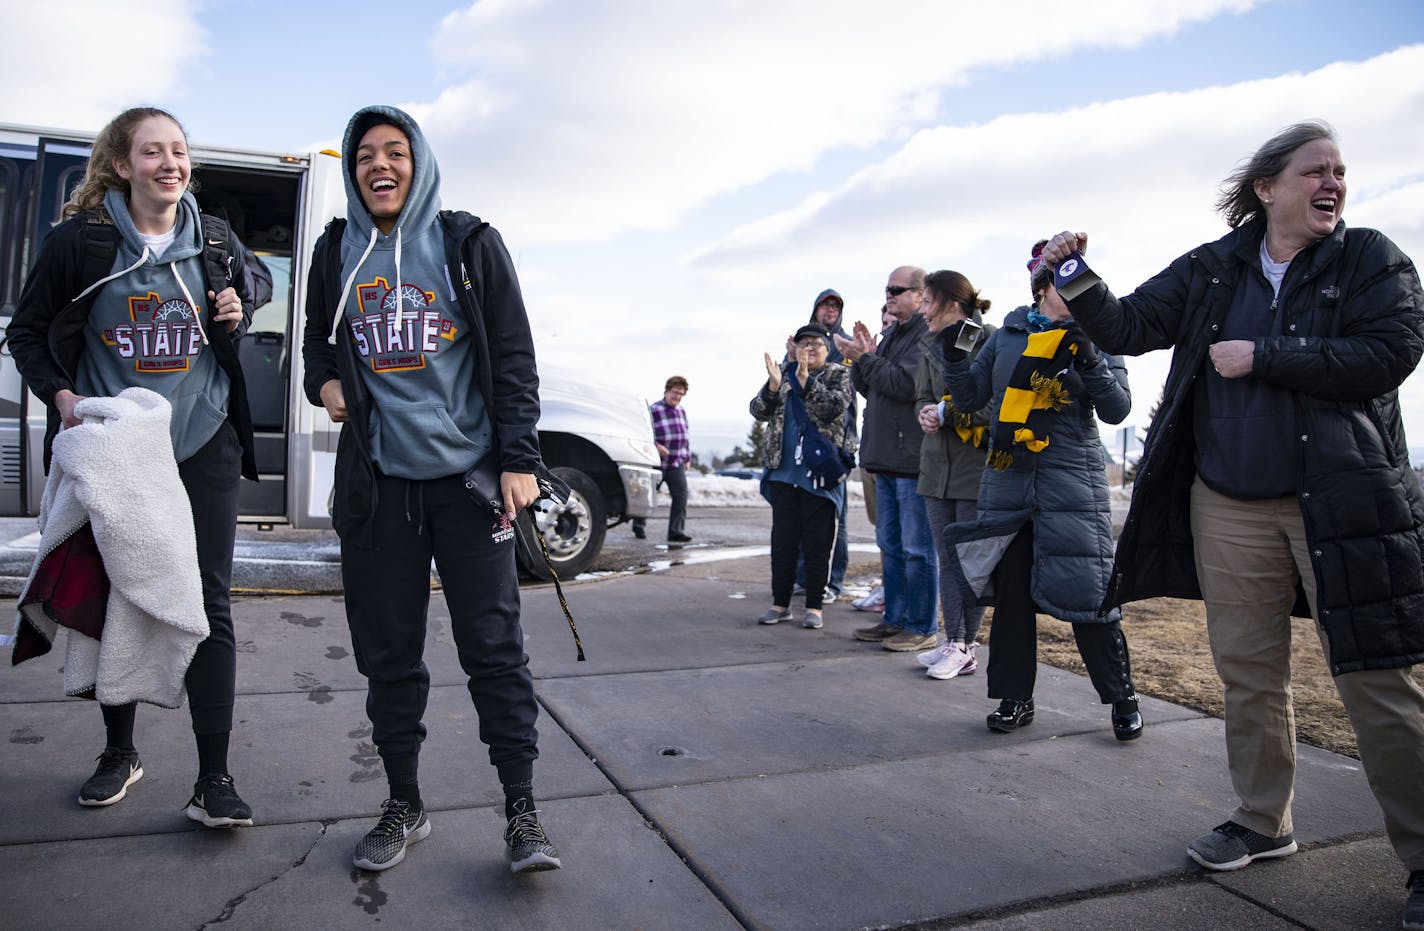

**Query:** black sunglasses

left=885, top=285, right=920, bottom=297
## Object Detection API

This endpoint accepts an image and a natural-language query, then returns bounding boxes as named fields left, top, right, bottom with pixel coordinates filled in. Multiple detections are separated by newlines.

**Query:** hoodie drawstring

left=71, top=246, right=150, bottom=304
left=329, top=226, right=380, bottom=345
left=168, top=262, right=210, bottom=346
left=392, top=226, right=404, bottom=331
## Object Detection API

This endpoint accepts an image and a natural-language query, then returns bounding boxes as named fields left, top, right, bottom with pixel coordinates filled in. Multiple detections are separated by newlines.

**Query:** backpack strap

left=76, top=215, right=122, bottom=301
left=199, top=213, right=237, bottom=298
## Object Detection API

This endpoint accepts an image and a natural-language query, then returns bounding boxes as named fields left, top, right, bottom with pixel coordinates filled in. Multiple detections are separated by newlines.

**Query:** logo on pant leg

left=492, top=512, right=515, bottom=544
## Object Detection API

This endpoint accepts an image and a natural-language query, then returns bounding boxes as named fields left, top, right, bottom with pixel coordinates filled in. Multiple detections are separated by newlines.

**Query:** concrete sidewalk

left=0, top=552, right=1409, bottom=930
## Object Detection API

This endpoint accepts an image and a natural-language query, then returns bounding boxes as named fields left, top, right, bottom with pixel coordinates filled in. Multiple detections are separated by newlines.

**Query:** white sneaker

left=916, top=643, right=954, bottom=668
left=927, top=643, right=978, bottom=680
left=852, top=586, right=885, bottom=611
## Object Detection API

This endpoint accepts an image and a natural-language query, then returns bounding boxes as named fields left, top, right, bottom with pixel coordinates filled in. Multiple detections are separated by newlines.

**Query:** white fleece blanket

left=13, top=388, right=208, bottom=707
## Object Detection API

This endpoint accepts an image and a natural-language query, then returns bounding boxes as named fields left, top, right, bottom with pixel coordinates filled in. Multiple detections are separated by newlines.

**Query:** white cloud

left=0, top=1, right=205, bottom=129
left=689, top=45, right=1424, bottom=316
left=529, top=44, right=1424, bottom=453
left=410, top=0, right=1258, bottom=245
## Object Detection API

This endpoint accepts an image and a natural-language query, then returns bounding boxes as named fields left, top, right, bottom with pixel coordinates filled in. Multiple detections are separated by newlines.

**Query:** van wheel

left=518, top=466, right=607, bottom=580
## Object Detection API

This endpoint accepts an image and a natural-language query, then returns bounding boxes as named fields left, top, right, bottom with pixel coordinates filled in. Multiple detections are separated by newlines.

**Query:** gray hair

left=1215, top=120, right=1337, bottom=228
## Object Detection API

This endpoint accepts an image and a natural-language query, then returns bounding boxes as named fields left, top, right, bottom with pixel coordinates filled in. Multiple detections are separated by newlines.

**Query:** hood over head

left=340, top=105, right=441, bottom=249
left=809, top=288, right=846, bottom=335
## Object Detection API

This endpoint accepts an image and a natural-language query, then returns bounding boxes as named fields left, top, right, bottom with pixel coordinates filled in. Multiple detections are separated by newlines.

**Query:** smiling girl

left=7, top=106, right=258, bottom=828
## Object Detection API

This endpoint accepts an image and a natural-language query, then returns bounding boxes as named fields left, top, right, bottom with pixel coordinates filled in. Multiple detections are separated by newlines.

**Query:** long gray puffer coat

left=942, top=306, right=1131, bottom=623
left=1067, top=217, right=1424, bottom=675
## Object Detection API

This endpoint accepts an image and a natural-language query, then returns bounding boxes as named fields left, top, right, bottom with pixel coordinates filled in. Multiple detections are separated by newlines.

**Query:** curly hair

left=1216, top=120, right=1336, bottom=229
left=61, top=107, right=191, bottom=219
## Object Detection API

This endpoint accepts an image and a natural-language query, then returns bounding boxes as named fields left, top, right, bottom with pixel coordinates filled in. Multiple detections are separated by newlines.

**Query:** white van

left=0, top=123, right=659, bottom=577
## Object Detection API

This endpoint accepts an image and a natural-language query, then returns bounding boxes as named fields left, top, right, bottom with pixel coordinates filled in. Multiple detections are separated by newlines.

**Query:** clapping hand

left=764, top=352, right=782, bottom=392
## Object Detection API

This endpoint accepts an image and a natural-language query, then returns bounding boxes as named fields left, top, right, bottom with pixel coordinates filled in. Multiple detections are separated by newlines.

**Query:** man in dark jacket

left=836, top=266, right=938, bottom=652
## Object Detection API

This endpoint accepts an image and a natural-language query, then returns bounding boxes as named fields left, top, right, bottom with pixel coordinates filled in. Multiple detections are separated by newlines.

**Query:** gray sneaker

left=757, top=608, right=793, bottom=625
left=1187, top=821, right=1297, bottom=871
left=801, top=612, right=823, bottom=629
left=354, top=799, right=431, bottom=871
left=505, top=798, right=562, bottom=873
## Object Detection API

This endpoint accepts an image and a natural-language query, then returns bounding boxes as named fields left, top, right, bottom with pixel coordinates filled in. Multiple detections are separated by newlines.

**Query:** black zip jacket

left=301, top=210, right=542, bottom=546
left=852, top=312, right=928, bottom=475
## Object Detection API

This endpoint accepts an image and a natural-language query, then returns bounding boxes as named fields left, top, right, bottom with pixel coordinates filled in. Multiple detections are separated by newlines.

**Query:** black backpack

left=74, top=212, right=270, bottom=312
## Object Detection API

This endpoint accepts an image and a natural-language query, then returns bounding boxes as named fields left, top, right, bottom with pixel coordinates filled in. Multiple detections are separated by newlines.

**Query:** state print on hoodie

left=349, top=276, right=458, bottom=373
left=103, top=289, right=207, bottom=373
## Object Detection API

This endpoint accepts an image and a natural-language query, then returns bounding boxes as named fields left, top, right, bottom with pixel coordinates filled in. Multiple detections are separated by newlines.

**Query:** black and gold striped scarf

left=939, top=394, right=986, bottom=448
left=987, top=327, right=1078, bottom=470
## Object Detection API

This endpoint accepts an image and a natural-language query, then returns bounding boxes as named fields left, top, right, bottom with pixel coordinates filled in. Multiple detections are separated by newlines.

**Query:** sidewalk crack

left=199, top=820, right=333, bottom=927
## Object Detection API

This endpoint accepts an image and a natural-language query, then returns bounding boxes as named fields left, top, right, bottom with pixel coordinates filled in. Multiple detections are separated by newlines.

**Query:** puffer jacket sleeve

left=1067, top=250, right=1197, bottom=357
left=1076, top=352, right=1132, bottom=425
left=942, top=327, right=998, bottom=414
left=1253, top=231, right=1424, bottom=402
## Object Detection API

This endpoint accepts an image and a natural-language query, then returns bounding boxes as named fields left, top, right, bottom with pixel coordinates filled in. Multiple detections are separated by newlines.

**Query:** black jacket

left=1068, top=217, right=1424, bottom=674
left=7, top=211, right=257, bottom=479
left=301, top=210, right=542, bottom=546
left=852, top=312, right=928, bottom=475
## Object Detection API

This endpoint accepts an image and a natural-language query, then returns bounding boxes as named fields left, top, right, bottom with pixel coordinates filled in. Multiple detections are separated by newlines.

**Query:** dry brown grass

left=1003, top=598, right=1423, bottom=759
left=845, top=559, right=1421, bottom=758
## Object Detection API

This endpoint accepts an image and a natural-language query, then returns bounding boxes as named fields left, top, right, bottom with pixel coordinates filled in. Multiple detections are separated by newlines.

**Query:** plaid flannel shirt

left=650, top=399, right=690, bottom=468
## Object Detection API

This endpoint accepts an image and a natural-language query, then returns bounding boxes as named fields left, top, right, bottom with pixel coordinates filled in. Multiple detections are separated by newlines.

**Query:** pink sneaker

left=927, top=643, right=978, bottom=680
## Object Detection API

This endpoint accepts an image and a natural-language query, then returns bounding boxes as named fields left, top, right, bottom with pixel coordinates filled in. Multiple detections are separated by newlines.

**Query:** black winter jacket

left=1068, top=217, right=1424, bottom=674
left=7, top=211, right=258, bottom=479
left=301, top=211, right=542, bottom=547
left=852, top=312, right=928, bottom=475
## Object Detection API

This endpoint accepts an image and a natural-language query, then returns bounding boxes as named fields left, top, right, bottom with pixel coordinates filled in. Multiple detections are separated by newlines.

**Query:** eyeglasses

left=885, top=285, right=921, bottom=297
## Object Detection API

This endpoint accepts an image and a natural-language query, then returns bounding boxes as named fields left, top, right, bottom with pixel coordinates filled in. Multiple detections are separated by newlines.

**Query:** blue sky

left=4, top=0, right=1424, bottom=457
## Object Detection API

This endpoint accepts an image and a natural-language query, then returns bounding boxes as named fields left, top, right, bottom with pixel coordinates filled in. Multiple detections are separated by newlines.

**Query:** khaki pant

left=1191, top=479, right=1424, bottom=869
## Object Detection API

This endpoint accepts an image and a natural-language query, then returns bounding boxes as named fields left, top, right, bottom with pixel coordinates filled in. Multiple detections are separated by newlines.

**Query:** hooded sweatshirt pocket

left=369, top=402, right=492, bottom=480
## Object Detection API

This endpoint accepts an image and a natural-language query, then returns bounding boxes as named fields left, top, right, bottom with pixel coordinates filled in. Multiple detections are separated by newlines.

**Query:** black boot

left=986, top=698, right=1035, bottom=733
left=1111, top=696, right=1144, bottom=741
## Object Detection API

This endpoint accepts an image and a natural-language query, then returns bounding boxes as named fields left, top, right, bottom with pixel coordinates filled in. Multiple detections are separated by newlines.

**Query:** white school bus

left=0, top=123, right=659, bottom=577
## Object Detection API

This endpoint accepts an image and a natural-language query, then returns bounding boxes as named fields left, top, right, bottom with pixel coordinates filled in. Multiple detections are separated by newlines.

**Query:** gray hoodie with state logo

left=327, top=105, right=493, bottom=480
left=75, top=188, right=228, bottom=461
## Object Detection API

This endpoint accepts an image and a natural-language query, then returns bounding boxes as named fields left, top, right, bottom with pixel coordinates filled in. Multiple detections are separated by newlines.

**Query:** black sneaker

left=184, top=773, right=253, bottom=828
left=354, top=799, right=431, bottom=871
left=986, top=698, right=1035, bottom=733
left=1402, top=870, right=1424, bottom=930
left=668, top=531, right=693, bottom=543
left=1187, top=821, right=1297, bottom=871
left=505, top=798, right=562, bottom=873
left=78, top=747, right=143, bottom=807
